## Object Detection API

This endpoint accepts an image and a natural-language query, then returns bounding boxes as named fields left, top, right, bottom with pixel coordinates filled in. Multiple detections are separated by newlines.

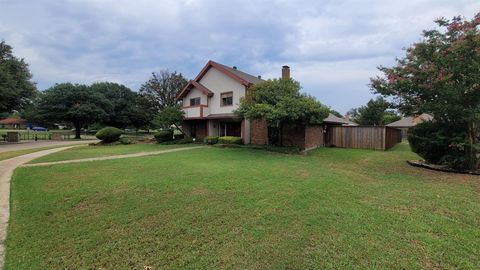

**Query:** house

left=177, top=60, right=401, bottom=150
left=0, top=118, right=26, bottom=129
left=177, top=60, right=272, bottom=144
left=386, top=113, right=433, bottom=138
left=323, top=114, right=358, bottom=126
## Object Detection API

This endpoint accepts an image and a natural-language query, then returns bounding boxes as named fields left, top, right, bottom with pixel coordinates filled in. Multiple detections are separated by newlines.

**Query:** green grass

left=28, top=143, right=196, bottom=163
left=5, top=143, right=480, bottom=269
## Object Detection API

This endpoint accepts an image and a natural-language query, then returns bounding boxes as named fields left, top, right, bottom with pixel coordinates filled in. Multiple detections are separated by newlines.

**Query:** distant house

left=323, top=114, right=358, bottom=126
left=0, top=118, right=26, bottom=129
left=386, top=113, right=433, bottom=138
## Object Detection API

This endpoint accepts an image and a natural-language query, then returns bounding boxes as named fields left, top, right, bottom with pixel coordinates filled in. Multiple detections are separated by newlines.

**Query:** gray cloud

left=0, top=0, right=478, bottom=113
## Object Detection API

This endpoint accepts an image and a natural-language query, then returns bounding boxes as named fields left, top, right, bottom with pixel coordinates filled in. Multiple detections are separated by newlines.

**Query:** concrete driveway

left=0, top=140, right=96, bottom=153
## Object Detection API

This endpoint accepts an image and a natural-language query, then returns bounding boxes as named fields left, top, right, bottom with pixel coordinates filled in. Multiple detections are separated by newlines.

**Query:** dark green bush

left=218, top=136, right=243, bottom=145
left=154, top=130, right=173, bottom=143
left=160, top=137, right=194, bottom=145
left=203, top=136, right=219, bottom=145
left=119, top=137, right=135, bottom=145
left=408, top=121, right=478, bottom=170
left=174, top=133, right=185, bottom=140
left=95, top=127, right=123, bottom=143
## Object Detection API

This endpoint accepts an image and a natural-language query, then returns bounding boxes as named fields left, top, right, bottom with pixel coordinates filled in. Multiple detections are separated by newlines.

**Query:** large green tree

left=139, top=70, right=188, bottom=112
left=90, top=82, right=138, bottom=128
left=371, top=13, right=480, bottom=170
left=35, top=83, right=111, bottom=139
left=0, top=41, right=37, bottom=113
left=348, top=97, right=400, bottom=125
left=235, top=78, right=329, bottom=145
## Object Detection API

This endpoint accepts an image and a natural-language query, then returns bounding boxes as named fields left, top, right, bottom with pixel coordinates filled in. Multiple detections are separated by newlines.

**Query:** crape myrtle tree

left=235, top=78, right=330, bottom=146
left=35, top=83, right=111, bottom=139
left=371, top=13, right=480, bottom=170
left=0, top=41, right=37, bottom=113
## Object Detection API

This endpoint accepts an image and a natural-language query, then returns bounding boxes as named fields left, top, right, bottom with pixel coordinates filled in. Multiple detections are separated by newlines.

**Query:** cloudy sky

left=1, top=0, right=478, bottom=113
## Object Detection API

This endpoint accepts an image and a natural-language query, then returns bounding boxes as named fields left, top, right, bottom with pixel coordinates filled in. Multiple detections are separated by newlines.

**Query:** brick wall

left=304, top=125, right=323, bottom=150
left=282, top=124, right=305, bottom=148
left=250, top=121, right=324, bottom=150
left=250, top=119, right=268, bottom=145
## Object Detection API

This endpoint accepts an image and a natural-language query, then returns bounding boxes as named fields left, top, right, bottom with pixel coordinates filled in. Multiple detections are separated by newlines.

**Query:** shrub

left=160, top=137, right=194, bottom=145
left=203, top=136, right=219, bottom=145
left=119, top=137, right=135, bottom=145
left=174, top=133, right=185, bottom=140
left=408, top=121, right=478, bottom=170
left=95, top=127, right=123, bottom=143
left=154, top=130, right=173, bottom=143
left=218, top=136, right=243, bottom=145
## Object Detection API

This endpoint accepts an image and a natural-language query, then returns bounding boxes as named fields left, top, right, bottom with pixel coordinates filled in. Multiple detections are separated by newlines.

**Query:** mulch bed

left=407, top=160, right=480, bottom=175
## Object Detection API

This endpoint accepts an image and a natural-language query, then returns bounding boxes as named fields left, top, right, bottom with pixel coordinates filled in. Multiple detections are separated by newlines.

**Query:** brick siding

left=250, top=119, right=268, bottom=145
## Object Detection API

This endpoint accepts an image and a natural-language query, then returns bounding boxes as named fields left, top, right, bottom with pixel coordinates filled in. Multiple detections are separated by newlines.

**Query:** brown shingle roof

left=0, top=118, right=26, bottom=124
left=213, top=61, right=265, bottom=85
left=386, top=113, right=433, bottom=128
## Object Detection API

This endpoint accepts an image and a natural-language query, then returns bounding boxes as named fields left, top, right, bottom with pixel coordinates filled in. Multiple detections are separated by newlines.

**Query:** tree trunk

left=174, top=123, right=185, bottom=135
left=467, top=122, right=476, bottom=171
left=74, top=123, right=82, bottom=139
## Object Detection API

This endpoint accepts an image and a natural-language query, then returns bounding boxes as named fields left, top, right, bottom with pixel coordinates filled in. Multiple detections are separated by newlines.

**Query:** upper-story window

left=221, top=92, right=233, bottom=106
left=190, top=97, right=201, bottom=106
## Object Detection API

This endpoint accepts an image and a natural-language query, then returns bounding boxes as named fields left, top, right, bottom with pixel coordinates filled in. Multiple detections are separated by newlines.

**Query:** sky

left=0, top=0, right=478, bottom=113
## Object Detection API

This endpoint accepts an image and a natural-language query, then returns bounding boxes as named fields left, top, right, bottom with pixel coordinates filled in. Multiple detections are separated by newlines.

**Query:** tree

left=330, top=109, right=343, bottom=118
left=348, top=96, right=395, bottom=125
left=130, top=95, right=156, bottom=131
left=35, top=83, right=111, bottom=139
left=139, top=70, right=188, bottom=112
left=235, top=78, right=330, bottom=145
left=0, top=41, right=37, bottom=113
left=371, top=13, right=480, bottom=170
left=383, top=111, right=402, bottom=125
left=90, top=82, right=138, bottom=128
left=152, top=104, right=185, bottom=131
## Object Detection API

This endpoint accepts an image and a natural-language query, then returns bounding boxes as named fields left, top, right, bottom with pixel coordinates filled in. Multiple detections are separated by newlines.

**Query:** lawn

left=5, top=143, right=480, bottom=269
left=28, top=143, right=196, bottom=163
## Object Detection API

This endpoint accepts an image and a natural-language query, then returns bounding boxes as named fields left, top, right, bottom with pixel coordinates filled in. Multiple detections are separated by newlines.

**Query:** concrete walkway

left=22, top=146, right=204, bottom=167
left=0, top=145, right=82, bottom=269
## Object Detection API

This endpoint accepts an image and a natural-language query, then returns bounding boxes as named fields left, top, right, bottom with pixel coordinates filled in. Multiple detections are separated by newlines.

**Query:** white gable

left=199, top=67, right=246, bottom=115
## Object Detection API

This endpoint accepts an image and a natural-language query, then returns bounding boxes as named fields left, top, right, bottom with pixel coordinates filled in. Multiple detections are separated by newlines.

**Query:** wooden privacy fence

left=326, top=126, right=402, bottom=150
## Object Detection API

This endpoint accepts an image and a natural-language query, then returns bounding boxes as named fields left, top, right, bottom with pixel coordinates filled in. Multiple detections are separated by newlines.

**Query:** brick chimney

left=282, top=65, right=290, bottom=79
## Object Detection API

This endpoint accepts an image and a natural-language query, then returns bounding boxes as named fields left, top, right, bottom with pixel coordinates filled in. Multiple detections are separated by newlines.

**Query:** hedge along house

left=176, top=60, right=268, bottom=143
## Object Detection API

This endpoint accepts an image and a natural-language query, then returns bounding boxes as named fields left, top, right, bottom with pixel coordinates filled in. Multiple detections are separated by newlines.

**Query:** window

left=190, top=97, right=201, bottom=106
left=221, top=92, right=233, bottom=106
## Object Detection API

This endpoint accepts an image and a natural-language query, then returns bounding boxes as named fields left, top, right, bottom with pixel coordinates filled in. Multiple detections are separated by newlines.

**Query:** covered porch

left=182, top=114, right=250, bottom=143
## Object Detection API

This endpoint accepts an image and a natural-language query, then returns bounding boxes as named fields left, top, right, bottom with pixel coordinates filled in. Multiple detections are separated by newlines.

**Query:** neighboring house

left=323, top=114, right=358, bottom=126
left=386, top=113, right=433, bottom=138
left=0, top=118, right=26, bottom=129
left=176, top=60, right=273, bottom=143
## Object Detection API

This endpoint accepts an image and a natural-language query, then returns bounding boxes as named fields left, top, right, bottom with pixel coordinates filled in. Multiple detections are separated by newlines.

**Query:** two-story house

left=176, top=60, right=290, bottom=143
